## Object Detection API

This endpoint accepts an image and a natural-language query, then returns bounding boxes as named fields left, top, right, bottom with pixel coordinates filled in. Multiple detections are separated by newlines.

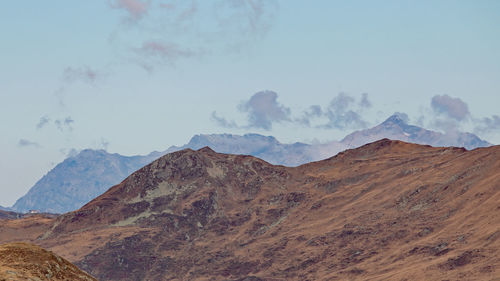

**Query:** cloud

left=36, top=116, right=50, bottom=129
left=18, top=139, right=41, bottom=148
left=214, top=0, right=277, bottom=36
left=297, top=105, right=323, bottom=126
left=108, top=0, right=151, bottom=21
left=474, top=115, right=500, bottom=134
left=359, top=93, right=372, bottom=108
left=431, top=94, right=470, bottom=121
left=99, top=138, right=110, bottom=151
left=107, top=0, right=278, bottom=71
left=54, top=66, right=104, bottom=107
left=63, top=66, right=100, bottom=84
left=213, top=91, right=372, bottom=131
left=133, top=41, right=196, bottom=70
left=60, top=148, right=80, bottom=158
left=211, top=111, right=238, bottom=128
left=238, top=90, right=290, bottom=130
left=302, top=93, right=371, bottom=130
left=54, top=117, right=74, bottom=132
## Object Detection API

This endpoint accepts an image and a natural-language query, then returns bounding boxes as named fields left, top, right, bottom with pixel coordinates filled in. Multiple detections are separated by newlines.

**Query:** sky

left=1, top=0, right=500, bottom=207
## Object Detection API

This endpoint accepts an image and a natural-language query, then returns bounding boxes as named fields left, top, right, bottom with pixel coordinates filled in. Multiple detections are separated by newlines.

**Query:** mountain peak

left=381, top=114, right=408, bottom=126
left=197, top=146, right=216, bottom=154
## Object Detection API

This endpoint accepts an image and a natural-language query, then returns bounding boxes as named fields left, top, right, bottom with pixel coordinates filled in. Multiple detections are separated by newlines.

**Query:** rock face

left=0, top=242, right=96, bottom=281
left=11, top=149, right=162, bottom=214
left=4, top=140, right=500, bottom=280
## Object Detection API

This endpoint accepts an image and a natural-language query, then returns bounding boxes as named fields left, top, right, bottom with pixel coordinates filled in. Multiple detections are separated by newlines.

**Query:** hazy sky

left=1, top=0, right=499, bottom=206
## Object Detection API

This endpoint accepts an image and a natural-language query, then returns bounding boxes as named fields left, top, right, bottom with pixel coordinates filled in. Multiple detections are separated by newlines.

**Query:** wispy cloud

left=55, top=65, right=105, bottom=107
left=54, top=117, right=74, bottom=132
left=107, top=0, right=278, bottom=71
left=133, top=41, right=196, bottom=70
left=63, top=66, right=100, bottom=84
left=36, top=115, right=50, bottom=130
left=108, top=0, right=151, bottom=21
left=18, top=139, right=41, bottom=148
left=211, top=112, right=238, bottom=128
left=359, top=93, right=372, bottom=109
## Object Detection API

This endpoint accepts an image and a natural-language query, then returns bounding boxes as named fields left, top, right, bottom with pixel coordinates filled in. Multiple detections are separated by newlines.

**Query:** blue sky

left=1, top=0, right=500, bottom=206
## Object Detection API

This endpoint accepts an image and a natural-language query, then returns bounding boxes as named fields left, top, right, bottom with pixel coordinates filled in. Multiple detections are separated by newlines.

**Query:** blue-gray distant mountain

left=165, top=133, right=348, bottom=167
left=11, top=150, right=162, bottom=214
left=342, top=114, right=491, bottom=150
left=0, top=205, right=11, bottom=211
left=8, top=114, right=491, bottom=214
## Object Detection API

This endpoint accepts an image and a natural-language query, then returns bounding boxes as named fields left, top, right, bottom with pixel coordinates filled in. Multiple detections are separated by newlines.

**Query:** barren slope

left=0, top=242, right=96, bottom=281
left=1, top=139, right=500, bottom=280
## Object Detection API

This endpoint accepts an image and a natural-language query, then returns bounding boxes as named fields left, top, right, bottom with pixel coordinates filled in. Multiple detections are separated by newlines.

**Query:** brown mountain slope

left=0, top=242, right=96, bottom=281
left=2, top=139, right=500, bottom=280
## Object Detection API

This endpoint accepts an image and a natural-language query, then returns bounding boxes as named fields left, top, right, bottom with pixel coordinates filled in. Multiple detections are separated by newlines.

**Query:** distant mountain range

left=164, top=133, right=349, bottom=167
left=342, top=114, right=490, bottom=149
left=0, top=206, right=11, bottom=212
left=11, top=150, right=163, bottom=213
left=7, top=114, right=491, bottom=213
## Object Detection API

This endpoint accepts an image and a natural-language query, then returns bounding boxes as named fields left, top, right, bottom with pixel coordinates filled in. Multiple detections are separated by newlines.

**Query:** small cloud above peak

left=431, top=94, right=470, bottom=121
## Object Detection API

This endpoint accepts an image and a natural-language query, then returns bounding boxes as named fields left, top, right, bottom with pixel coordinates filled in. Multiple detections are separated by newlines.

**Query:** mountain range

left=1, top=139, right=499, bottom=280
left=8, top=114, right=491, bottom=213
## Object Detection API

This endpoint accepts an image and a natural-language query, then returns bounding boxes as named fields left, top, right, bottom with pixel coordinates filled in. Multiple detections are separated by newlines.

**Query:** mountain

left=0, top=242, right=96, bottom=281
left=0, top=210, right=22, bottom=220
left=0, top=205, right=10, bottom=211
left=165, top=133, right=349, bottom=166
left=11, top=149, right=162, bottom=213
left=342, top=114, right=491, bottom=149
left=9, top=115, right=491, bottom=214
left=2, top=140, right=500, bottom=280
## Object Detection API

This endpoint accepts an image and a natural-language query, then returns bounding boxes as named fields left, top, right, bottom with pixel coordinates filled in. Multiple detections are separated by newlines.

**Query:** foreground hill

left=8, top=115, right=491, bottom=214
left=2, top=139, right=500, bottom=280
left=0, top=242, right=96, bottom=281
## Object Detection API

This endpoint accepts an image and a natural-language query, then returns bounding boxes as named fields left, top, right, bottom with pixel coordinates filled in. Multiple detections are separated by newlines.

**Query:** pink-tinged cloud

left=63, top=66, right=99, bottom=84
left=109, top=0, right=150, bottom=20
left=135, top=41, right=195, bottom=65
